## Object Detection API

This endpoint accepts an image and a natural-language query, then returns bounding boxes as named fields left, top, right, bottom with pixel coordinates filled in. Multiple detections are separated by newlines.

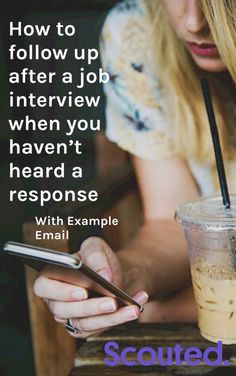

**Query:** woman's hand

left=33, top=237, right=148, bottom=338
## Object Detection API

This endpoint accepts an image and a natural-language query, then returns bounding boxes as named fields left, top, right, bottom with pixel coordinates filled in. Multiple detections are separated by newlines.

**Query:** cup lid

left=175, top=195, right=236, bottom=228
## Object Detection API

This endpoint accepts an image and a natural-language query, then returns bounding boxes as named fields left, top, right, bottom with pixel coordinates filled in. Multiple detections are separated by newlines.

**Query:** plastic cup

left=175, top=195, right=236, bottom=344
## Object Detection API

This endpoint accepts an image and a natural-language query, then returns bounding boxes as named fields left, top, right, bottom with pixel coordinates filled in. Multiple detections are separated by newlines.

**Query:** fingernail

left=97, top=269, right=111, bottom=282
left=123, top=307, right=139, bottom=320
left=134, top=291, right=149, bottom=304
left=71, top=290, right=87, bottom=300
left=99, top=299, right=117, bottom=313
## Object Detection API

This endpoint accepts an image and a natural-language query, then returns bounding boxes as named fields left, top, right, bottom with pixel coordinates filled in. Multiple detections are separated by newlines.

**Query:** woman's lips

left=187, top=42, right=219, bottom=57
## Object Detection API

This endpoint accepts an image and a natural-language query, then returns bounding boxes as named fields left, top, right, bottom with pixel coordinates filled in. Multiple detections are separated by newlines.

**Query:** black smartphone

left=3, top=241, right=143, bottom=311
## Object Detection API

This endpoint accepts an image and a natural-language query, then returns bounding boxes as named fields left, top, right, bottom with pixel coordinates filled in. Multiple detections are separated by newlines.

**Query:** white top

left=100, top=0, right=236, bottom=196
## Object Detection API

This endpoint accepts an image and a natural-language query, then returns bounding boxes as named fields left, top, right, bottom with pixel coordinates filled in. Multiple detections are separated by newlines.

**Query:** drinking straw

left=200, top=78, right=231, bottom=209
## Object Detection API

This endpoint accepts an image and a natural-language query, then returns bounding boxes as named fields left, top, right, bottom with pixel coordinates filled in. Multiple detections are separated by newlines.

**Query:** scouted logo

left=104, top=341, right=231, bottom=367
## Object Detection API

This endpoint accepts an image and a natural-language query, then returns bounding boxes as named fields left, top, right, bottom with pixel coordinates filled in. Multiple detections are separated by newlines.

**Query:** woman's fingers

left=33, top=236, right=149, bottom=340
left=79, top=237, right=113, bottom=281
left=47, top=297, right=118, bottom=319
left=133, top=290, right=149, bottom=305
left=54, top=316, right=67, bottom=324
left=53, top=315, right=104, bottom=339
left=47, top=290, right=149, bottom=320
left=47, top=289, right=149, bottom=338
left=33, top=275, right=88, bottom=302
left=55, top=306, right=139, bottom=339
left=72, top=305, right=140, bottom=333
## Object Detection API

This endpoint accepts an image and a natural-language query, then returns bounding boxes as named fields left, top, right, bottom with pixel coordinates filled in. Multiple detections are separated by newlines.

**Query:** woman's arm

left=116, top=156, right=200, bottom=298
left=34, top=155, right=200, bottom=337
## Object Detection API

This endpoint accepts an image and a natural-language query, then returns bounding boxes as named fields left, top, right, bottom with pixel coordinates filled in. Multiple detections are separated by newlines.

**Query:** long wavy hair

left=147, top=0, right=236, bottom=164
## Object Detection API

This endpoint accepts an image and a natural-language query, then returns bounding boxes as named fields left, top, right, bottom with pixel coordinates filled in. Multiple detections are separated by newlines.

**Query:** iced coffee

left=191, top=262, right=236, bottom=344
left=175, top=196, right=236, bottom=344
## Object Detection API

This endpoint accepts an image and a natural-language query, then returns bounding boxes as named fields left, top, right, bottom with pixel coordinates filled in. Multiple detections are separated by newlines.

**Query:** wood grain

left=70, top=364, right=236, bottom=376
left=71, top=323, right=236, bottom=375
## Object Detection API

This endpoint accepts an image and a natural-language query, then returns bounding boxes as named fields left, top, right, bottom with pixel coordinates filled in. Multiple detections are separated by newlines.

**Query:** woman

left=34, top=0, right=236, bottom=338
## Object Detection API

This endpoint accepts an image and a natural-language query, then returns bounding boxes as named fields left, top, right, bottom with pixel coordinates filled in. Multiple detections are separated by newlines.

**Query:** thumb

left=78, top=237, right=113, bottom=282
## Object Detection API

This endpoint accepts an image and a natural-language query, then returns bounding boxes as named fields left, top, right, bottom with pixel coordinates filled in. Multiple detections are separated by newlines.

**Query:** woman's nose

left=184, top=0, right=207, bottom=34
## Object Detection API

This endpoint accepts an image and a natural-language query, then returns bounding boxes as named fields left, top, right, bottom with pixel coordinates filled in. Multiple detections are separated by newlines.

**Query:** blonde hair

left=146, top=0, right=236, bottom=164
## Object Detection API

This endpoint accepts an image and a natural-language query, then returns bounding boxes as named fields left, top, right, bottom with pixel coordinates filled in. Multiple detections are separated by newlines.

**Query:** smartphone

left=3, top=241, right=143, bottom=311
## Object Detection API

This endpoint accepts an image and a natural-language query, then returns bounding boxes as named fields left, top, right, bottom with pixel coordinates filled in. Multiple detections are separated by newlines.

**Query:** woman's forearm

left=117, top=219, right=192, bottom=298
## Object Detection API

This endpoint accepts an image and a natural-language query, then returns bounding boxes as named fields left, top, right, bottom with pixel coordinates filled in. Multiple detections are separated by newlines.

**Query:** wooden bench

left=69, top=323, right=236, bottom=375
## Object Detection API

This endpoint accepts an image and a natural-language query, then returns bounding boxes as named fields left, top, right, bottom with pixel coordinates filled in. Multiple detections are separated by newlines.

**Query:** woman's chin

left=192, top=55, right=226, bottom=73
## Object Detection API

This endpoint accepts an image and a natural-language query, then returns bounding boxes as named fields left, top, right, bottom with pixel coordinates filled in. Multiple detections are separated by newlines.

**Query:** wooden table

left=69, top=323, right=236, bottom=375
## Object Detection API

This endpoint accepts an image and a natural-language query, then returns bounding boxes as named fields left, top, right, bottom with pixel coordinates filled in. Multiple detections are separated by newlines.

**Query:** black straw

left=200, top=78, right=231, bottom=209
